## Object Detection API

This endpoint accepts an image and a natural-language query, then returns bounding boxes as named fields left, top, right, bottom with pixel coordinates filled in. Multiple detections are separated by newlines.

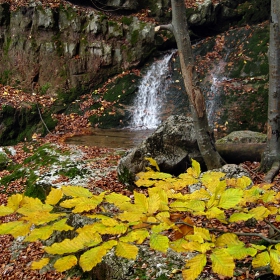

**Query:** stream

left=65, top=128, right=154, bottom=149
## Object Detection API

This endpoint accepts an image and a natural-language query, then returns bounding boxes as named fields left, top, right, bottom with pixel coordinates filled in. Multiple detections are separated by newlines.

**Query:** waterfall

left=130, top=52, right=174, bottom=130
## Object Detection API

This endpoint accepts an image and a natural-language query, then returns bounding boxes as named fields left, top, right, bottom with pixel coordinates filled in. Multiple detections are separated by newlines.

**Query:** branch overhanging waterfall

left=130, top=51, right=174, bottom=130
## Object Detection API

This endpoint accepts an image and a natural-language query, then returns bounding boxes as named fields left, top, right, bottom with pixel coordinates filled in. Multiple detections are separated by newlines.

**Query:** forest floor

left=0, top=1, right=278, bottom=279
left=0, top=130, right=280, bottom=280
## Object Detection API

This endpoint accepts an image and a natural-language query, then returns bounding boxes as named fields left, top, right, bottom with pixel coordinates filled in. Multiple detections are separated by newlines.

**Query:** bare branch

left=155, top=24, right=174, bottom=33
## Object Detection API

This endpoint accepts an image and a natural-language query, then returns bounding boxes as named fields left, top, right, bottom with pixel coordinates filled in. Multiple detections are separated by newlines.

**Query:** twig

left=36, top=102, right=51, bottom=134
left=176, top=221, right=280, bottom=244
left=264, top=219, right=280, bottom=235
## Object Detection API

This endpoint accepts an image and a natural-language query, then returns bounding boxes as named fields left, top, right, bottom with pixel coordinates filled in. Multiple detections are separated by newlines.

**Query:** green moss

left=23, top=144, right=59, bottom=167
left=117, top=166, right=134, bottom=188
left=24, top=170, right=49, bottom=201
left=0, top=167, right=26, bottom=188
left=130, top=30, right=139, bottom=46
left=3, top=36, right=12, bottom=55
left=237, top=0, right=270, bottom=25
left=39, top=83, right=51, bottom=95
left=0, top=152, right=9, bottom=171
left=0, top=70, right=12, bottom=85
left=121, top=16, right=133, bottom=25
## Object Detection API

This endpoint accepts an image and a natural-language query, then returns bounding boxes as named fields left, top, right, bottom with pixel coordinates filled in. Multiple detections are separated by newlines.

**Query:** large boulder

left=117, top=115, right=203, bottom=185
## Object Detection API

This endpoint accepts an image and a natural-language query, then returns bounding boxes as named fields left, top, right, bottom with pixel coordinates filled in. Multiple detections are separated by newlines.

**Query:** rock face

left=0, top=3, right=155, bottom=94
left=117, top=115, right=203, bottom=184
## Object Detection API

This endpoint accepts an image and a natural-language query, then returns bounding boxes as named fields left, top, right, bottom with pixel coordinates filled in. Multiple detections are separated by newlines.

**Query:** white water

left=130, top=52, right=174, bottom=130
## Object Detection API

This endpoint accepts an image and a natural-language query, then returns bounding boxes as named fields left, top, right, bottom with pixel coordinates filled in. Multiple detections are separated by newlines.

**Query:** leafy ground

left=0, top=0, right=277, bottom=279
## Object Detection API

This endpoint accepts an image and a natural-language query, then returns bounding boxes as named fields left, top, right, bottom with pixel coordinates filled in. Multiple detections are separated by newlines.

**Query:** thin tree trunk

left=157, top=0, right=225, bottom=169
left=260, top=0, right=280, bottom=182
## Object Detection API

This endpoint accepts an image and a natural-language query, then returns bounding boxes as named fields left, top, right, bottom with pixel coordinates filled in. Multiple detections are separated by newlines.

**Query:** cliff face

left=0, top=3, right=155, bottom=94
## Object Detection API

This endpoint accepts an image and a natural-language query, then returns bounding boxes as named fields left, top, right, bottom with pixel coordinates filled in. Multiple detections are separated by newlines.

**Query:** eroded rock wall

left=0, top=3, right=155, bottom=94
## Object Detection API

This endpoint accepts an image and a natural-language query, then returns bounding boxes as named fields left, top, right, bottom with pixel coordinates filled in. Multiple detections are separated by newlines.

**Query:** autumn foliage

left=0, top=159, right=280, bottom=279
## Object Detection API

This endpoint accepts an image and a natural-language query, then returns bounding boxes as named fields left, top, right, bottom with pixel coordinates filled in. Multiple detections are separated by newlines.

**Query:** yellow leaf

left=148, top=187, right=169, bottom=211
left=226, top=176, right=252, bottom=189
left=170, top=200, right=205, bottom=212
left=215, top=233, right=243, bottom=247
left=120, top=229, right=149, bottom=244
left=52, top=218, right=73, bottom=231
left=267, top=206, right=278, bottom=215
left=61, top=185, right=93, bottom=198
left=182, top=253, right=206, bottom=280
left=0, top=205, right=14, bottom=216
left=76, top=231, right=102, bottom=248
left=21, top=212, right=64, bottom=225
left=218, top=188, right=243, bottom=209
left=17, top=198, right=53, bottom=216
left=276, top=215, right=280, bottom=222
left=152, top=222, right=172, bottom=234
left=24, top=225, right=53, bottom=242
left=150, top=233, right=169, bottom=253
left=45, top=238, right=85, bottom=255
left=261, top=190, right=277, bottom=203
left=270, top=249, right=280, bottom=275
left=194, top=227, right=211, bottom=241
left=105, top=192, right=130, bottom=208
left=252, top=251, right=270, bottom=268
left=229, top=212, right=254, bottom=222
left=182, top=241, right=203, bottom=251
left=190, top=189, right=211, bottom=200
left=135, top=178, right=155, bottom=187
left=201, top=172, right=225, bottom=193
left=210, top=249, right=235, bottom=277
left=79, top=246, right=106, bottom=271
left=199, top=242, right=215, bottom=253
left=249, top=206, right=270, bottom=221
left=204, top=207, right=227, bottom=223
left=45, top=188, right=63, bottom=205
left=134, top=191, right=148, bottom=213
left=115, top=241, right=138, bottom=259
left=60, top=195, right=104, bottom=213
left=79, top=241, right=116, bottom=272
left=226, top=244, right=257, bottom=259
left=145, top=157, right=160, bottom=171
left=31, top=258, right=49, bottom=270
left=0, top=220, right=31, bottom=238
left=7, top=193, right=23, bottom=211
left=178, top=173, right=198, bottom=185
left=170, top=238, right=191, bottom=253
left=147, top=193, right=160, bottom=214
left=191, top=159, right=201, bottom=178
left=250, top=244, right=267, bottom=251
left=54, top=255, right=77, bottom=272
left=117, top=211, right=146, bottom=222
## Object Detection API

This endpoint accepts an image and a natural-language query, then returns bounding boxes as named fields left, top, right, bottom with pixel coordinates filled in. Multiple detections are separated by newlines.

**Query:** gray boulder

left=117, top=115, right=203, bottom=185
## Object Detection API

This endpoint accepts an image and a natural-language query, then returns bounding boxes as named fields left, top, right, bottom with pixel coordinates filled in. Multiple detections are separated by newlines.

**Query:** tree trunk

left=260, top=0, right=280, bottom=182
left=157, top=0, right=225, bottom=169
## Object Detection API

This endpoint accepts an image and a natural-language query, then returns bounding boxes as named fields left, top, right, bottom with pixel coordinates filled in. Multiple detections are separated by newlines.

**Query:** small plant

left=0, top=159, right=280, bottom=279
left=39, top=83, right=51, bottom=95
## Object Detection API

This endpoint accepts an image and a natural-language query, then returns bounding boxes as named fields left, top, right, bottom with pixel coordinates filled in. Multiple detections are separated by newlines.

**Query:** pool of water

left=65, top=128, right=154, bottom=149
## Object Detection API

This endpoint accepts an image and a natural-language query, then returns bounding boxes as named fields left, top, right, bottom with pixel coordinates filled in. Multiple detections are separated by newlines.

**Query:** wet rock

left=117, top=115, right=203, bottom=185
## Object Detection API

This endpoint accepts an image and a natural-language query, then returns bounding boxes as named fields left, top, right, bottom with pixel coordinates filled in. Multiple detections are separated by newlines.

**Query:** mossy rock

left=0, top=151, right=9, bottom=171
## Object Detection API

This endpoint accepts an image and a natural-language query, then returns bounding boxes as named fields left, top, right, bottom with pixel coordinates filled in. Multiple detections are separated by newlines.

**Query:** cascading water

left=130, top=52, right=174, bottom=130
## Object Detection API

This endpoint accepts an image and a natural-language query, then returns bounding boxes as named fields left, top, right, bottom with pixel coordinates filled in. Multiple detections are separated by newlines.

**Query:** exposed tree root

left=264, top=160, right=280, bottom=182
